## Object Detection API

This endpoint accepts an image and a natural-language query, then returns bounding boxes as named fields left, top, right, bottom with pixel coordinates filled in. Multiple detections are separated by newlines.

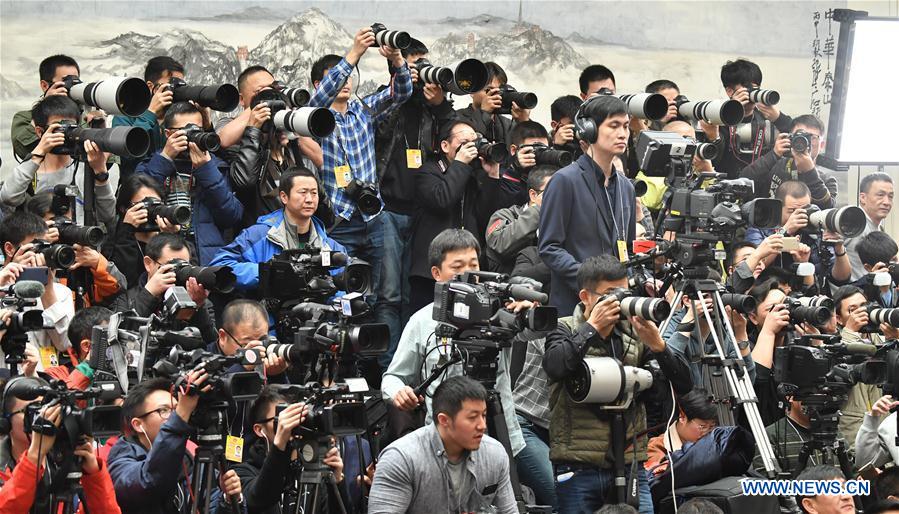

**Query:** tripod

left=189, top=407, right=242, bottom=514
left=658, top=275, right=783, bottom=479
left=43, top=454, right=90, bottom=514
left=282, top=435, right=348, bottom=514
left=789, top=394, right=854, bottom=478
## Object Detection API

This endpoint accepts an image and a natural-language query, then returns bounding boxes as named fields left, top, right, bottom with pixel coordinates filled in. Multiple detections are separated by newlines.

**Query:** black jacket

left=512, top=246, right=551, bottom=295
left=109, top=274, right=218, bottom=344
left=102, top=220, right=145, bottom=290
left=739, top=149, right=834, bottom=209
left=455, top=105, right=516, bottom=161
left=376, top=90, right=455, bottom=215
left=713, top=110, right=793, bottom=179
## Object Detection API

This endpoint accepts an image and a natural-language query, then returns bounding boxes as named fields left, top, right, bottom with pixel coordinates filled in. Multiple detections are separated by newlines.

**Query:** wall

left=5, top=0, right=894, bottom=232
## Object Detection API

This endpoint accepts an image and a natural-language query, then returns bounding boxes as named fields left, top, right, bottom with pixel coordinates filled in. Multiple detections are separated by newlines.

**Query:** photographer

left=236, top=386, right=346, bottom=514
left=10, top=54, right=86, bottom=161
left=542, top=255, right=692, bottom=514
left=26, top=192, right=127, bottom=306
left=0, top=378, right=120, bottom=514
left=0, top=212, right=75, bottom=363
left=486, top=165, right=556, bottom=275
left=539, top=95, right=637, bottom=317
left=369, top=375, right=516, bottom=514
left=854, top=231, right=899, bottom=308
left=2, top=96, right=116, bottom=228
left=578, top=64, right=617, bottom=99
left=745, top=180, right=851, bottom=286
left=108, top=375, right=244, bottom=513
left=726, top=240, right=764, bottom=293
left=496, top=120, right=555, bottom=210
left=855, top=393, right=899, bottom=468
left=112, top=56, right=185, bottom=179
left=383, top=229, right=525, bottom=456
left=307, top=27, right=412, bottom=302
left=645, top=388, right=717, bottom=474
left=753, top=394, right=822, bottom=476
left=847, top=172, right=895, bottom=280
left=407, top=120, right=498, bottom=313
left=550, top=95, right=582, bottom=154
left=33, top=307, right=112, bottom=392
left=220, top=65, right=324, bottom=228
left=700, top=59, right=792, bottom=179
left=456, top=62, right=530, bottom=152
left=746, top=279, right=796, bottom=424
left=109, top=233, right=216, bottom=344
left=102, top=174, right=181, bottom=292
left=210, top=167, right=345, bottom=293
left=739, top=115, right=833, bottom=209
left=375, top=37, right=456, bottom=369
left=136, top=101, right=244, bottom=265
left=211, top=299, right=287, bottom=379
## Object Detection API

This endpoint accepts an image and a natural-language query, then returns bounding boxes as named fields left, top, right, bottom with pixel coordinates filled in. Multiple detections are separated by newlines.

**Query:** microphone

left=508, top=284, right=548, bottom=304
left=834, top=342, right=878, bottom=356
left=0, top=281, right=46, bottom=299
left=157, top=330, right=206, bottom=351
left=6, top=378, right=50, bottom=401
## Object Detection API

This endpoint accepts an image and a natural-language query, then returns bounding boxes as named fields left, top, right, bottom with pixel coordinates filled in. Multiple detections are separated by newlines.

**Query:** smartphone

left=17, top=266, right=49, bottom=285
left=781, top=237, right=800, bottom=252
left=857, top=461, right=879, bottom=482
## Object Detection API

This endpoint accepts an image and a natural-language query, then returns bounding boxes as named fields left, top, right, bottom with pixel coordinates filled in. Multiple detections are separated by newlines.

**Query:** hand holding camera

left=454, top=141, right=478, bottom=165
left=44, top=81, right=69, bottom=98
left=480, top=87, right=503, bottom=114
left=761, top=303, right=790, bottom=336
left=149, top=83, right=175, bottom=119
left=377, top=44, right=404, bottom=68
left=870, top=394, right=899, bottom=417
left=782, top=207, right=809, bottom=236
left=773, top=133, right=791, bottom=158
left=587, top=295, right=620, bottom=337
left=393, top=385, right=422, bottom=411
left=162, top=129, right=189, bottom=161
left=70, top=244, right=101, bottom=271
left=553, top=123, right=575, bottom=146
left=515, top=145, right=536, bottom=169
left=274, top=402, right=309, bottom=450
left=845, top=305, right=870, bottom=333
left=123, top=202, right=149, bottom=228
left=146, top=263, right=177, bottom=297
left=174, top=368, right=210, bottom=422
left=422, top=83, right=445, bottom=106
left=34, top=123, right=66, bottom=158
left=248, top=101, right=272, bottom=129
left=185, top=276, right=209, bottom=306
left=348, top=27, right=376, bottom=65
left=187, top=142, right=211, bottom=170
left=27, top=403, right=62, bottom=466
left=85, top=140, right=110, bottom=176
left=75, top=437, right=100, bottom=474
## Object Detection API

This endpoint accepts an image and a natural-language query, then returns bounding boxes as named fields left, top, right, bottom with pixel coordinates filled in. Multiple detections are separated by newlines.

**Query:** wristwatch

left=737, top=340, right=750, bottom=351
left=94, top=171, right=110, bottom=182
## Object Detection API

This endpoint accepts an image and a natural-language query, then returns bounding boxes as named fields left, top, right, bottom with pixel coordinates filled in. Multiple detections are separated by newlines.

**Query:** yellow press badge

left=617, top=240, right=629, bottom=263
left=406, top=149, right=423, bottom=169
left=225, top=435, right=244, bottom=462
left=39, top=347, right=58, bottom=369
left=334, top=165, right=352, bottom=188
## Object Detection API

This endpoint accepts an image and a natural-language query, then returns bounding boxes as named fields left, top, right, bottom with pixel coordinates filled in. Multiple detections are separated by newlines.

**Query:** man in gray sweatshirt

left=1, top=96, right=116, bottom=228
left=368, top=376, right=517, bottom=514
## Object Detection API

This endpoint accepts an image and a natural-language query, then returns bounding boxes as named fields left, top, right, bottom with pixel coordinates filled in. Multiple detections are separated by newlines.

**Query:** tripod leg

left=216, top=454, right=242, bottom=513
left=794, top=444, right=811, bottom=478
left=611, top=412, right=627, bottom=505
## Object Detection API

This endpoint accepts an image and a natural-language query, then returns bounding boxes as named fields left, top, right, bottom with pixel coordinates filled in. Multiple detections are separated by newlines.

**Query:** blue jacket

left=107, top=413, right=240, bottom=514
left=538, top=154, right=636, bottom=317
left=209, top=209, right=346, bottom=292
left=136, top=151, right=244, bottom=265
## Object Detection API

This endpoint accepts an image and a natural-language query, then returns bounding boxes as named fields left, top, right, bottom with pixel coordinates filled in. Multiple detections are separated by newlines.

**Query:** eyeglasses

left=690, top=419, right=716, bottom=433
left=222, top=327, right=248, bottom=349
left=137, top=406, right=173, bottom=420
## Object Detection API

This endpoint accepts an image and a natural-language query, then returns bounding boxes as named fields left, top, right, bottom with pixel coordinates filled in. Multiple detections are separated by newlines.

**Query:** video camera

left=50, top=119, right=150, bottom=159
left=152, top=345, right=264, bottom=403
left=0, top=280, right=46, bottom=368
left=774, top=336, right=884, bottom=398
left=259, top=248, right=371, bottom=308
left=272, top=380, right=369, bottom=437
left=272, top=292, right=389, bottom=363
left=14, top=379, right=122, bottom=443
left=433, top=271, right=556, bottom=340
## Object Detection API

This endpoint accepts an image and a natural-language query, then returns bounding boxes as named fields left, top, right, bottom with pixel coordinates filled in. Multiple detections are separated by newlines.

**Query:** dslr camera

left=50, top=119, right=150, bottom=159
left=53, top=217, right=105, bottom=247
left=472, top=134, right=507, bottom=162
left=135, top=198, right=191, bottom=232
left=344, top=180, right=381, bottom=216
left=167, top=77, right=239, bottom=112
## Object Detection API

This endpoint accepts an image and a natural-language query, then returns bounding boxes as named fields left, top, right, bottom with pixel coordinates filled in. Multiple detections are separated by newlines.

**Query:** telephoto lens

left=497, top=84, right=538, bottom=114
left=169, top=77, right=240, bottom=112
left=869, top=307, right=899, bottom=327
left=472, top=134, right=507, bottom=162
left=603, top=288, right=671, bottom=323
left=414, top=59, right=454, bottom=86
left=599, top=89, right=667, bottom=121
left=51, top=121, right=150, bottom=159
left=695, top=142, right=718, bottom=161
left=530, top=143, right=573, bottom=167
left=181, top=123, right=221, bottom=153
left=54, top=217, right=105, bottom=247
left=720, top=292, right=757, bottom=314
left=675, top=95, right=744, bottom=126
left=806, top=205, right=866, bottom=238
left=250, top=89, right=288, bottom=115
left=266, top=342, right=304, bottom=363
left=142, top=198, right=191, bottom=226
left=168, top=259, right=236, bottom=294
left=370, top=23, right=411, bottom=49
left=63, top=75, right=151, bottom=117
left=747, top=88, right=780, bottom=106
left=281, top=87, right=310, bottom=108
left=785, top=297, right=831, bottom=326
left=273, top=108, right=336, bottom=138
left=31, top=240, right=76, bottom=270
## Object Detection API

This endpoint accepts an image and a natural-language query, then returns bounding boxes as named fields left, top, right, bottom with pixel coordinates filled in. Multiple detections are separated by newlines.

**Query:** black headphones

left=574, top=95, right=603, bottom=144
left=0, top=376, right=33, bottom=436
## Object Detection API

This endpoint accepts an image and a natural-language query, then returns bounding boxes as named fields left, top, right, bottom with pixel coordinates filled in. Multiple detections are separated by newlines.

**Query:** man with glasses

left=211, top=299, right=287, bottom=379
left=739, top=114, right=834, bottom=210
left=109, top=374, right=244, bottom=513
left=137, top=101, right=244, bottom=266
left=210, top=167, right=346, bottom=293
left=486, top=165, right=557, bottom=275
left=110, top=233, right=217, bottom=344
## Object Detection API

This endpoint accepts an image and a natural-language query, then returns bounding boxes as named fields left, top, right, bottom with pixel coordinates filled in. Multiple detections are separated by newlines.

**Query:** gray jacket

left=486, top=202, right=539, bottom=273
left=368, top=424, right=517, bottom=514
left=855, top=411, right=899, bottom=468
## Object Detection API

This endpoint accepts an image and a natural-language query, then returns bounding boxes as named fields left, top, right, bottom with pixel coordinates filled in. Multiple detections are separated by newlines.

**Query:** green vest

left=549, top=305, right=649, bottom=468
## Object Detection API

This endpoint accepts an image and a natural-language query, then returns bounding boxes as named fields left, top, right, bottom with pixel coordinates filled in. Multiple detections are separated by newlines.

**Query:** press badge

left=225, top=435, right=244, bottom=462
left=39, top=346, right=58, bottom=369
left=406, top=149, right=423, bottom=169
left=334, top=165, right=352, bottom=188
left=617, top=240, right=629, bottom=263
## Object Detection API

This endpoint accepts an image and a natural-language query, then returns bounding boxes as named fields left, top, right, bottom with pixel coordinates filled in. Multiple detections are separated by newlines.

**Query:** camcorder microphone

left=0, top=281, right=46, bottom=299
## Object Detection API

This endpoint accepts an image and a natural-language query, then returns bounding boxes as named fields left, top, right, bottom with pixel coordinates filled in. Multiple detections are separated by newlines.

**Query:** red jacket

left=0, top=450, right=121, bottom=514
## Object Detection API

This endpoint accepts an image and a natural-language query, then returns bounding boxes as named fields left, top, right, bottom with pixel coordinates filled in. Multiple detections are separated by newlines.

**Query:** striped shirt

left=308, top=57, right=412, bottom=221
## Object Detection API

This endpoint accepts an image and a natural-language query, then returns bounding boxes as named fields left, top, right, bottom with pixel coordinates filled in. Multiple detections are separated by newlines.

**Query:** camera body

left=31, top=239, right=75, bottom=270
left=181, top=123, right=221, bottom=153
left=344, top=180, right=381, bottom=216
left=137, top=198, right=191, bottom=232
left=497, top=84, right=538, bottom=114
left=472, top=134, right=507, bottom=162
left=790, top=130, right=813, bottom=154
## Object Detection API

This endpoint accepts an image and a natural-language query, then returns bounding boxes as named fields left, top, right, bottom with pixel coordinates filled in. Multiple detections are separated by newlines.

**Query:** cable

left=664, top=382, right=678, bottom=514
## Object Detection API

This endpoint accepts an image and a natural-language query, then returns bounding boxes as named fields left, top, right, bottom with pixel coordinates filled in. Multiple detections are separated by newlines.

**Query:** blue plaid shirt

left=309, top=57, right=412, bottom=221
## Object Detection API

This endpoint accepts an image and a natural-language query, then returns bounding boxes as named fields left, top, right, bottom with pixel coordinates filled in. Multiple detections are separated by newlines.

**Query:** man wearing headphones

left=538, top=95, right=637, bottom=316
left=0, top=376, right=119, bottom=513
